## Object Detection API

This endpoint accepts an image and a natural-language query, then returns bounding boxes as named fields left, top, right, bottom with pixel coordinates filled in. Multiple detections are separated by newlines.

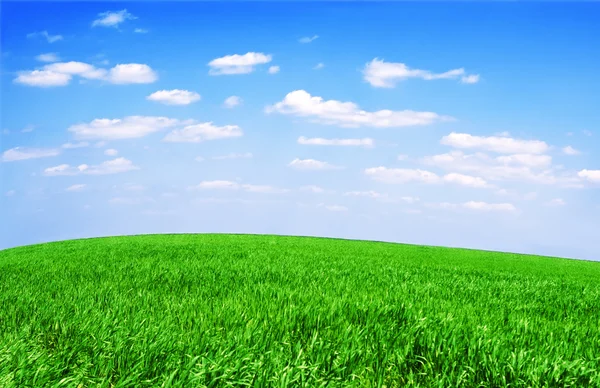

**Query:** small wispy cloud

left=299, top=35, right=319, bottom=44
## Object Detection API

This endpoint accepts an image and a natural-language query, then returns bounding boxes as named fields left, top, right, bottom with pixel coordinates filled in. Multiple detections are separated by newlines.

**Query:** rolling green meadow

left=1, top=234, right=600, bottom=387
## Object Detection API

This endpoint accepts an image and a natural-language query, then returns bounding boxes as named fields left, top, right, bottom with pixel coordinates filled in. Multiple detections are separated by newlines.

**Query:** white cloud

left=69, top=116, right=184, bottom=140
left=578, top=169, right=600, bottom=183
left=318, top=203, right=348, bottom=212
left=21, top=125, right=35, bottom=133
left=545, top=198, right=566, bottom=207
left=192, top=180, right=239, bottom=190
left=583, top=130, right=593, bottom=137
left=344, top=190, right=387, bottom=199
left=268, top=65, right=280, bottom=74
left=107, top=64, right=157, bottom=84
left=146, top=89, right=201, bottom=105
left=313, top=63, right=325, bottom=70
left=224, top=96, right=242, bottom=108
left=443, top=173, right=491, bottom=188
left=15, top=62, right=158, bottom=87
left=463, top=201, right=517, bottom=213
left=5, top=190, right=16, bottom=197
left=190, top=180, right=287, bottom=194
left=27, top=31, right=63, bottom=43
left=288, top=158, right=342, bottom=170
left=364, top=167, right=440, bottom=184
left=441, top=132, right=549, bottom=154
left=195, top=156, right=205, bottom=162
left=134, top=28, right=148, bottom=34
left=212, top=152, right=252, bottom=160
left=92, top=10, right=136, bottom=28
left=66, top=184, right=86, bottom=192
left=299, top=35, right=318, bottom=43
left=104, top=148, right=118, bottom=156
left=562, top=146, right=581, bottom=156
left=44, top=157, right=139, bottom=176
left=14, top=70, right=71, bottom=87
left=266, top=90, right=452, bottom=128
left=36, top=53, right=60, bottom=63
left=62, top=142, right=90, bottom=149
left=300, top=185, right=329, bottom=193
left=362, top=58, right=478, bottom=88
left=397, top=154, right=409, bottom=161
left=422, top=151, right=569, bottom=185
left=241, top=184, right=289, bottom=194
left=297, top=136, right=374, bottom=148
left=461, top=74, right=480, bottom=84
left=496, top=154, right=552, bottom=168
left=208, top=52, right=272, bottom=75
left=2, top=147, right=60, bottom=162
left=163, top=122, right=243, bottom=143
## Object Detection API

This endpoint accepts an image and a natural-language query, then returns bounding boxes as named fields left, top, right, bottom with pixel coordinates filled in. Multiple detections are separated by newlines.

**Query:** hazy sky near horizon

left=1, top=2, right=599, bottom=260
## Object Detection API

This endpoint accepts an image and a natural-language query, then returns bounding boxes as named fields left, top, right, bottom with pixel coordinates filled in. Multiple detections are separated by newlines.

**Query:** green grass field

left=1, top=234, right=600, bottom=387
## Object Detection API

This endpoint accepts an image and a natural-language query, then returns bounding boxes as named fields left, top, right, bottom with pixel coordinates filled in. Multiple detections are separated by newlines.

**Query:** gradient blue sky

left=2, top=2, right=599, bottom=260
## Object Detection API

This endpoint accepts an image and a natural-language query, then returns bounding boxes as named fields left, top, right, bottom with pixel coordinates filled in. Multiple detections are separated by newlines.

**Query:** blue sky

left=1, top=2, right=599, bottom=260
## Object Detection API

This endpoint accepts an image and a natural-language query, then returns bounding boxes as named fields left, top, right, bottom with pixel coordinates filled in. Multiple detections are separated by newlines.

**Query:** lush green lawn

left=1, top=234, right=600, bottom=387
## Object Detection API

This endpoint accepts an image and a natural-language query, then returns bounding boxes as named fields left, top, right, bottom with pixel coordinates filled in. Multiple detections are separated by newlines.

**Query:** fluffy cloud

left=44, top=157, right=139, bottom=176
left=224, top=96, right=242, bottom=108
left=578, top=169, right=600, bottom=183
left=300, top=185, right=330, bottom=193
left=344, top=190, right=387, bottom=199
left=14, top=70, right=71, bottom=87
left=363, top=58, right=479, bottom=88
left=36, top=53, right=60, bottom=63
left=268, top=65, right=280, bottom=74
left=288, top=158, right=342, bottom=170
left=69, top=116, right=183, bottom=140
left=2, top=147, right=60, bottom=162
left=422, top=150, right=576, bottom=186
left=66, top=184, right=87, bottom=192
left=190, top=180, right=288, bottom=194
left=15, top=62, right=158, bottom=87
left=27, top=31, right=63, bottom=43
left=364, top=167, right=440, bottom=184
left=146, top=89, right=201, bottom=105
left=441, top=132, right=549, bottom=154
left=108, top=64, right=158, bottom=84
left=299, top=35, right=318, bottom=43
left=443, top=173, right=491, bottom=188
left=92, top=10, right=136, bottom=28
left=208, top=52, right=272, bottom=75
left=163, top=122, right=243, bottom=143
left=266, top=90, right=451, bottom=128
left=562, top=146, right=581, bottom=156
left=104, top=148, right=118, bottom=156
left=297, top=136, right=374, bottom=147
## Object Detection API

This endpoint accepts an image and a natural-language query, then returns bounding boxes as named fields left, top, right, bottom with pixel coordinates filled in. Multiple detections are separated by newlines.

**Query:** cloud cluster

left=266, top=90, right=452, bottom=128
left=297, top=136, right=374, bottom=147
left=2, top=147, right=60, bottom=162
left=208, top=52, right=272, bottom=75
left=147, top=89, right=201, bottom=105
left=288, top=158, right=342, bottom=170
left=15, top=61, right=158, bottom=87
left=190, top=180, right=289, bottom=194
left=363, top=59, right=480, bottom=88
left=44, top=157, right=139, bottom=176
left=92, top=10, right=136, bottom=28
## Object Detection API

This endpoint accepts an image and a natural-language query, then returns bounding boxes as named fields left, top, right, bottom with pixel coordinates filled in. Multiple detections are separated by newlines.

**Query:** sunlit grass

left=1, top=234, right=600, bottom=387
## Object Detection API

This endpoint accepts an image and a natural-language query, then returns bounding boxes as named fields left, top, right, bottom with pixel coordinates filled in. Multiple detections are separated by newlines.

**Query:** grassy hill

left=1, top=234, right=600, bottom=387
